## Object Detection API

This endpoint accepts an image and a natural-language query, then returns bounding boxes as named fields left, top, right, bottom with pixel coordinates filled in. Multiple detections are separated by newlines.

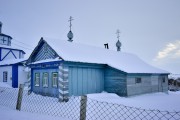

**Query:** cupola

left=116, top=29, right=122, bottom=51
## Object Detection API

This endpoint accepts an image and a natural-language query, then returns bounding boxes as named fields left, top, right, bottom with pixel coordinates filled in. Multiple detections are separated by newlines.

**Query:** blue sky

left=0, top=0, right=180, bottom=73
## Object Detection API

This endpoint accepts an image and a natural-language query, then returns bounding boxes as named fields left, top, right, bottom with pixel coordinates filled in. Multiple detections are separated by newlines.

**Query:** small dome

left=116, top=40, right=121, bottom=47
left=67, top=31, right=73, bottom=40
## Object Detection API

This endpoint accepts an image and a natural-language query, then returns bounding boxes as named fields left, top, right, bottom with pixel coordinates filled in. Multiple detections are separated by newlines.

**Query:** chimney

left=0, top=21, right=2, bottom=33
left=104, top=43, right=109, bottom=49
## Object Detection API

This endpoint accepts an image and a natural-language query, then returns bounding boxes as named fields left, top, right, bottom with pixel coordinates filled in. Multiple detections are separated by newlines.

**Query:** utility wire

left=12, top=42, right=33, bottom=51
left=12, top=38, right=34, bottom=48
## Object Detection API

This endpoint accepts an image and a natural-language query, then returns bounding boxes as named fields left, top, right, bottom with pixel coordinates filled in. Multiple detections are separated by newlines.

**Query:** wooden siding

left=34, top=43, right=58, bottom=62
left=68, top=66, right=104, bottom=96
left=127, top=74, right=168, bottom=96
left=127, top=75, right=152, bottom=96
left=104, top=67, right=127, bottom=96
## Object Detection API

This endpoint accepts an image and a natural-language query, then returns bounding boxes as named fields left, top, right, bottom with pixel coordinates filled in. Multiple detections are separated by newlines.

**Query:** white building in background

left=0, top=21, right=27, bottom=88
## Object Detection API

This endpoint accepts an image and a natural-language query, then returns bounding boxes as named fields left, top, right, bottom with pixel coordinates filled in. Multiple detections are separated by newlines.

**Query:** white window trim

left=52, top=72, right=58, bottom=88
left=43, top=73, right=48, bottom=87
left=35, top=73, right=40, bottom=87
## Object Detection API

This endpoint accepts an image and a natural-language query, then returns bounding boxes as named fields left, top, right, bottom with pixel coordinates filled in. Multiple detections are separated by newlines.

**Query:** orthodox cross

left=68, top=16, right=74, bottom=31
left=116, top=29, right=120, bottom=40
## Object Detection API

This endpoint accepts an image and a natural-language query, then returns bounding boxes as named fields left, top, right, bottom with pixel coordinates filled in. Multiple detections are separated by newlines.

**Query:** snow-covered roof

left=169, top=74, right=180, bottom=79
left=0, top=58, right=27, bottom=66
left=30, top=57, right=61, bottom=65
left=35, top=38, right=169, bottom=74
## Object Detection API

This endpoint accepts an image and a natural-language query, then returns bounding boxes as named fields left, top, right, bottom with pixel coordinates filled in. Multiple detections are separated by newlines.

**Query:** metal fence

left=86, top=97, right=180, bottom=120
left=0, top=86, right=180, bottom=120
left=21, top=91, right=81, bottom=120
left=0, top=87, right=18, bottom=109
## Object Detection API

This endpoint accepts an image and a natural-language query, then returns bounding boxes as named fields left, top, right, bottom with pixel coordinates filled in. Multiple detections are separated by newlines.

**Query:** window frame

left=2, top=37, right=7, bottom=44
left=35, top=73, right=40, bottom=87
left=162, top=77, right=166, bottom=83
left=52, top=72, right=58, bottom=88
left=135, top=77, right=142, bottom=84
left=42, top=72, right=49, bottom=88
left=3, top=71, right=8, bottom=82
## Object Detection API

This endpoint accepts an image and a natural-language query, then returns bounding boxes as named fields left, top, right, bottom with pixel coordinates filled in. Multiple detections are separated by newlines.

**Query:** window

left=162, top=77, right=166, bottom=83
left=2, top=37, right=6, bottom=44
left=43, top=73, right=48, bottom=87
left=52, top=72, right=58, bottom=87
left=8, top=40, right=11, bottom=46
left=35, top=73, right=40, bottom=86
left=135, top=78, right=141, bottom=84
left=3, top=72, right=8, bottom=82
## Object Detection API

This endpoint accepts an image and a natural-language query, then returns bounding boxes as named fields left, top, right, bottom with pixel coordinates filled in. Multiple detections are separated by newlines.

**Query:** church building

left=0, top=21, right=27, bottom=88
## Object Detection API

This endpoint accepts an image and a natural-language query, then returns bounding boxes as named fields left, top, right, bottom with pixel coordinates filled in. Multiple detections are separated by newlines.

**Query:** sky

left=0, top=0, right=180, bottom=73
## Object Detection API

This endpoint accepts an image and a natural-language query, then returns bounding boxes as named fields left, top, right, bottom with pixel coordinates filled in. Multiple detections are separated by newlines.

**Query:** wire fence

left=0, top=87, right=18, bottom=109
left=21, top=91, right=81, bottom=120
left=86, top=98, right=180, bottom=120
left=0, top=86, right=180, bottom=120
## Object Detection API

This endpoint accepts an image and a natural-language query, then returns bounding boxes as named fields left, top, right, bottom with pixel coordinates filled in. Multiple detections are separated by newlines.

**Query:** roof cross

left=116, top=29, right=120, bottom=40
left=68, top=16, right=74, bottom=31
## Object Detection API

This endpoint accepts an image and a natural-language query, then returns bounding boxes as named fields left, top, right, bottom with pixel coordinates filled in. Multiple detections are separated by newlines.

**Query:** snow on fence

left=0, top=86, right=180, bottom=120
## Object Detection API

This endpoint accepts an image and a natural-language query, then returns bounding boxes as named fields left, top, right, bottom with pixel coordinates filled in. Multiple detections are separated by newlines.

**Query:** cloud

left=154, top=40, right=180, bottom=61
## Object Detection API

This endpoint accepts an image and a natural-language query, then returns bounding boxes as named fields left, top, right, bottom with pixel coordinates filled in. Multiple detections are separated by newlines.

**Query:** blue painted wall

left=68, top=66, right=104, bottom=96
left=32, top=68, right=59, bottom=97
left=12, top=65, right=18, bottom=88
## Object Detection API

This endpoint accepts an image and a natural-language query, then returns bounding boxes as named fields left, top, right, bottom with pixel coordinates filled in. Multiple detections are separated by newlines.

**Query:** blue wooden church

left=0, top=21, right=27, bottom=88
left=27, top=19, right=169, bottom=101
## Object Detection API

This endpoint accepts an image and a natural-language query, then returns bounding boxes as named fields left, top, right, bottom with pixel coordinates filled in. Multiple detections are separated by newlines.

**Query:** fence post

left=27, top=68, right=32, bottom=95
left=16, top=84, right=24, bottom=111
left=80, top=95, right=87, bottom=120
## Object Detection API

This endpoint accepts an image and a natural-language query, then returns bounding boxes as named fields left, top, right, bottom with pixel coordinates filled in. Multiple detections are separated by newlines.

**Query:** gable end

left=27, top=38, right=60, bottom=63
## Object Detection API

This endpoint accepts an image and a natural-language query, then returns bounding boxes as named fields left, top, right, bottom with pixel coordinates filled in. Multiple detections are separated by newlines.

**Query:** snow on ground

left=0, top=82, right=12, bottom=88
left=0, top=85, right=180, bottom=119
left=88, top=91, right=180, bottom=111
left=0, top=106, right=70, bottom=120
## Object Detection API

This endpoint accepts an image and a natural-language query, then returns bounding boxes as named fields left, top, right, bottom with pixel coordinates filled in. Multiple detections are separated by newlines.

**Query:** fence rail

left=0, top=86, right=180, bottom=120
